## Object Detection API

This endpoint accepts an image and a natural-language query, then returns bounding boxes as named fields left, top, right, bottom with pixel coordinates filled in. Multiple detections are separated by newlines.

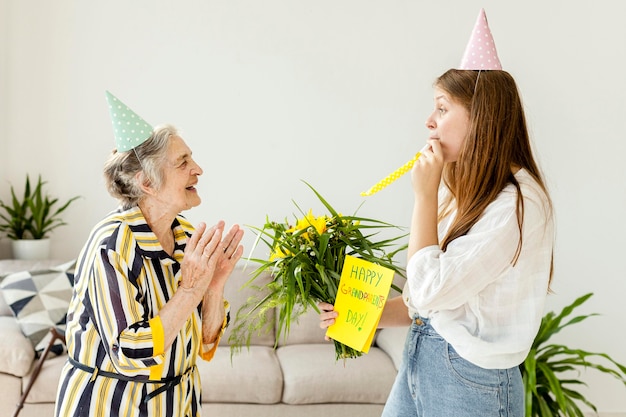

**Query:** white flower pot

left=11, top=238, right=52, bottom=260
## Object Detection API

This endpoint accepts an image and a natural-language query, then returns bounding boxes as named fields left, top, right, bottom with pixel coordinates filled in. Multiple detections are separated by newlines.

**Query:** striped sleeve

left=89, top=226, right=164, bottom=374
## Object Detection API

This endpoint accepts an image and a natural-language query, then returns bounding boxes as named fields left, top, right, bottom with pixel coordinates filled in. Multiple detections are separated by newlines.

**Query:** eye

left=438, top=106, right=447, bottom=115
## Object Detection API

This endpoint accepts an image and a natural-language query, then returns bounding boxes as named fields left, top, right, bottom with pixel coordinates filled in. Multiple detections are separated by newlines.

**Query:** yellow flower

left=287, top=209, right=328, bottom=241
left=230, top=182, right=407, bottom=362
left=270, top=245, right=290, bottom=261
left=309, top=213, right=328, bottom=236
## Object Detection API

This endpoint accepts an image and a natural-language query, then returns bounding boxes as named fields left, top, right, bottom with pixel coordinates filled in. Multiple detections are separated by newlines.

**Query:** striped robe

left=55, top=206, right=224, bottom=417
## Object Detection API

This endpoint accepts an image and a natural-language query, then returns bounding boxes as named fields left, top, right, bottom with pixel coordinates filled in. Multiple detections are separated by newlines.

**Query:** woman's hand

left=208, top=223, right=245, bottom=292
left=162, top=222, right=229, bottom=350
left=179, top=221, right=224, bottom=295
left=318, top=302, right=338, bottom=341
left=411, top=139, right=444, bottom=198
left=179, top=221, right=244, bottom=294
left=408, top=139, right=442, bottom=259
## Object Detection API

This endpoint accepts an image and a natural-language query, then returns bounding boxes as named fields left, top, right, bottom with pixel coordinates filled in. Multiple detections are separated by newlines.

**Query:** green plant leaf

left=0, top=174, right=80, bottom=240
left=521, top=292, right=626, bottom=416
left=229, top=182, right=406, bottom=361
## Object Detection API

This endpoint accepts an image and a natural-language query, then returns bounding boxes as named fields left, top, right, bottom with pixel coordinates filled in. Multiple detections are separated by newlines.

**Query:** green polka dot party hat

left=105, top=91, right=153, bottom=152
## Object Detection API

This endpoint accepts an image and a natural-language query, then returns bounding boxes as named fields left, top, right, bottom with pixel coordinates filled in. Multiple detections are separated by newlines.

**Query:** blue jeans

left=382, top=317, right=524, bottom=417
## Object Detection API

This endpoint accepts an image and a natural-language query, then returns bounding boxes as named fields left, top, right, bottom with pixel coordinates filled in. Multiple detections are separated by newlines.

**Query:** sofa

left=0, top=258, right=408, bottom=417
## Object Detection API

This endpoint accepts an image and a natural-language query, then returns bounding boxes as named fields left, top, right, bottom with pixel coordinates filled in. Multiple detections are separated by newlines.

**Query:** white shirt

left=403, top=169, right=554, bottom=369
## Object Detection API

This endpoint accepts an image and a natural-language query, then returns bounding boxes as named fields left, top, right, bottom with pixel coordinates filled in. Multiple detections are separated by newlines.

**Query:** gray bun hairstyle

left=103, top=124, right=178, bottom=209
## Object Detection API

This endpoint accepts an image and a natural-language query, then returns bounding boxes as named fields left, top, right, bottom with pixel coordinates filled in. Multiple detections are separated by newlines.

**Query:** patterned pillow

left=0, top=260, right=75, bottom=356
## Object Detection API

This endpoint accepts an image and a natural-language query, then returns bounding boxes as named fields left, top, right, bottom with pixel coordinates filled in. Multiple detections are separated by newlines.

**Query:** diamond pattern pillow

left=0, top=261, right=74, bottom=356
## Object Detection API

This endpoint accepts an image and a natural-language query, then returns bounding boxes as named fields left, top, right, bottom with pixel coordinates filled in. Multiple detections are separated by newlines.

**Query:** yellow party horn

left=360, top=144, right=429, bottom=197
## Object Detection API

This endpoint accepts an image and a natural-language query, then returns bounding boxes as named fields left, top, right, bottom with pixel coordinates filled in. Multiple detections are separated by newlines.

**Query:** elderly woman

left=54, top=92, right=244, bottom=417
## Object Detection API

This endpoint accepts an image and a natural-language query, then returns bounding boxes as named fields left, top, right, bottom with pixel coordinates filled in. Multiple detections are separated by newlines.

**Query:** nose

left=425, top=113, right=436, bottom=130
left=191, top=159, right=203, bottom=176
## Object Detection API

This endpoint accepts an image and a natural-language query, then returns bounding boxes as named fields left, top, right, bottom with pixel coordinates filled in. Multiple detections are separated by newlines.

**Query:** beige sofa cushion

left=198, top=345, right=282, bottom=404
left=375, top=327, right=408, bottom=370
left=222, top=267, right=276, bottom=347
left=0, top=316, right=36, bottom=377
left=0, top=288, right=11, bottom=316
left=278, top=344, right=396, bottom=405
left=21, top=355, right=66, bottom=403
left=0, top=371, right=23, bottom=417
left=276, top=306, right=328, bottom=346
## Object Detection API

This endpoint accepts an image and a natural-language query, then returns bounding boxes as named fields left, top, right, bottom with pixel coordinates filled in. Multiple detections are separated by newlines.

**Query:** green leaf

left=522, top=292, right=626, bottom=416
left=229, top=182, right=407, bottom=362
left=0, top=174, right=80, bottom=240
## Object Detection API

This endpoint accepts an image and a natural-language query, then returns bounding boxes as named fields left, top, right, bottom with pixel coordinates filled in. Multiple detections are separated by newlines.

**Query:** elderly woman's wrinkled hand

left=179, top=221, right=224, bottom=294
left=209, top=223, right=245, bottom=291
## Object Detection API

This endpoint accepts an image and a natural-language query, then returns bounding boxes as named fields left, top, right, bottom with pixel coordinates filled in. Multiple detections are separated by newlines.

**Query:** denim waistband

left=411, top=315, right=440, bottom=336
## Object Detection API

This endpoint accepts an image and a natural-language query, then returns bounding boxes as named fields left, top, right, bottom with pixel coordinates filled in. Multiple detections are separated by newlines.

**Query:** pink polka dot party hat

left=361, top=9, right=503, bottom=197
left=459, top=8, right=502, bottom=70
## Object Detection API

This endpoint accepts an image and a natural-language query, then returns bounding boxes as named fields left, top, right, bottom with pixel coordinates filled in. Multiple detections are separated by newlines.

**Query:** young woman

left=320, top=68, right=554, bottom=416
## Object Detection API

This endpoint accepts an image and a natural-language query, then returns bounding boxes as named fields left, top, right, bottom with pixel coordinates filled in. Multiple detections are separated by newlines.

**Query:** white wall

left=1, top=0, right=625, bottom=412
left=0, top=0, right=7, bottom=236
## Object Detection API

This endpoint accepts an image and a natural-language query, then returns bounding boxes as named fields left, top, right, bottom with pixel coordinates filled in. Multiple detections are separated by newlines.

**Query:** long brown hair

left=436, top=69, right=552, bottom=268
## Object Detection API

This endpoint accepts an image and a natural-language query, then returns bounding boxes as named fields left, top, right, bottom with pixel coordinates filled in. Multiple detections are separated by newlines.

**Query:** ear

left=135, top=171, right=156, bottom=196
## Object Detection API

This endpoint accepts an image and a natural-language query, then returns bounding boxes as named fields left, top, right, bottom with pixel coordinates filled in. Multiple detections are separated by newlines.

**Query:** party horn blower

left=360, top=144, right=429, bottom=197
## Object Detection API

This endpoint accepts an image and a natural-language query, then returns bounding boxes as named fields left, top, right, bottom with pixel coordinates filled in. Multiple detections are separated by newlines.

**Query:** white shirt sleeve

left=403, top=170, right=554, bottom=369
left=406, top=187, right=522, bottom=312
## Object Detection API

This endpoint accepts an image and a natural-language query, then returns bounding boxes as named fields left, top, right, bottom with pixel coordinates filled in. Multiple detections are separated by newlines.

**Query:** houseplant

left=521, top=292, right=626, bottom=416
left=229, top=181, right=407, bottom=361
left=0, top=174, right=80, bottom=259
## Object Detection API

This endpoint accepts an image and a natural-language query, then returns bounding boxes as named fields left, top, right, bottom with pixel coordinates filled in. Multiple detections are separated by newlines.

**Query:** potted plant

left=229, top=182, right=407, bottom=361
left=0, top=174, right=80, bottom=259
left=521, top=292, right=626, bottom=416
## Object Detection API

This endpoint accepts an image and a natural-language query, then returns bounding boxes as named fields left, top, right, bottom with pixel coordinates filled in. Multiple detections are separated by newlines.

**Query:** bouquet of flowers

left=229, top=182, right=407, bottom=360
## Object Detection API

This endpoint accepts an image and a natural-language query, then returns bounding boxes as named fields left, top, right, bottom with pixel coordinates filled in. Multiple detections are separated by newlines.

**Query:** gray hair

left=103, top=124, right=178, bottom=209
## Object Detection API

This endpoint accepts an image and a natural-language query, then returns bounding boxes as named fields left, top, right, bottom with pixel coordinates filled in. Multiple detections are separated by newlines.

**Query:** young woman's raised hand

left=411, top=139, right=444, bottom=198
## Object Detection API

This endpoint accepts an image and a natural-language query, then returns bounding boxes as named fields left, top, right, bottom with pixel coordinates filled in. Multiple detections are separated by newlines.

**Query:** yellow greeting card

left=325, top=255, right=395, bottom=353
